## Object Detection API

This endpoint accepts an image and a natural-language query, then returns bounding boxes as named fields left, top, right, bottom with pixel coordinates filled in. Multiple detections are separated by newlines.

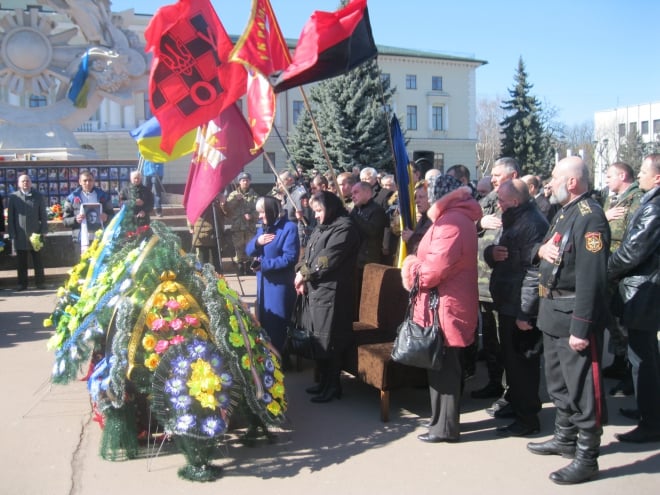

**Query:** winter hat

left=237, top=171, right=251, bottom=181
left=428, top=174, right=462, bottom=203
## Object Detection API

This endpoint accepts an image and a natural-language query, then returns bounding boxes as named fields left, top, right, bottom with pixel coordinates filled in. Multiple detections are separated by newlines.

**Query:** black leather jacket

left=608, top=186, right=660, bottom=330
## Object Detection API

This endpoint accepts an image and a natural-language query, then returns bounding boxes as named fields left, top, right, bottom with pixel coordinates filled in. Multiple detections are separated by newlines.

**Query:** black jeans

left=628, top=329, right=660, bottom=432
left=16, top=249, right=44, bottom=287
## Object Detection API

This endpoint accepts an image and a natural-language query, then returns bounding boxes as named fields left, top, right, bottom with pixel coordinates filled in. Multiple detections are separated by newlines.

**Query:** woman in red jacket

left=402, top=174, right=482, bottom=443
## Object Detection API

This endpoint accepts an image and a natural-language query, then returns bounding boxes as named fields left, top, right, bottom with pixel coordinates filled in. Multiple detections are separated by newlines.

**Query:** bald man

left=484, top=179, right=548, bottom=437
left=526, top=157, right=610, bottom=485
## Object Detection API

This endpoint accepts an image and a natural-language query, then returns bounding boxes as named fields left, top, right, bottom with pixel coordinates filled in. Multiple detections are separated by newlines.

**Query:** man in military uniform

left=600, top=162, right=643, bottom=396
left=222, top=172, right=258, bottom=275
left=526, top=156, right=610, bottom=485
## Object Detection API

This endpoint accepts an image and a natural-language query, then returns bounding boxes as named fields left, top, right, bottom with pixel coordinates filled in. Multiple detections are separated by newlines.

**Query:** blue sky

left=110, top=0, right=660, bottom=126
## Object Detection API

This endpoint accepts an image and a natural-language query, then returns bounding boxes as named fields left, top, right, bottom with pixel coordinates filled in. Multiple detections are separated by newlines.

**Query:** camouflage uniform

left=475, top=190, right=504, bottom=391
left=223, top=187, right=258, bottom=269
left=602, top=182, right=643, bottom=358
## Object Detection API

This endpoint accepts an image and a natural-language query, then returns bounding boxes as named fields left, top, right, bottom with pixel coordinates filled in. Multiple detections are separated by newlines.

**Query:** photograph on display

left=100, top=180, right=109, bottom=192
left=28, top=168, right=37, bottom=180
left=0, top=168, right=5, bottom=180
left=49, top=182, right=59, bottom=193
left=37, top=168, right=48, bottom=181
left=0, top=184, right=5, bottom=196
left=69, top=168, right=79, bottom=179
left=119, top=168, right=129, bottom=179
left=83, top=203, right=103, bottom=233
left=89, top=167, right=98, bottom=178
left=70, top=180, right=78, bottom=192
left=6, top=169, right=16, bottom=181
left=98, top=168, right=108, bottom=179
left=38, top=183, right=48, bottom=194
left=50, top=196, right=59, bottom=206
left=59, top=182, right=69, bottom=195
left=48, top=168, right=58, bottom=180
left=109, top=168, right=118, bottom=179
left=59, top=168, right=69, bottom=180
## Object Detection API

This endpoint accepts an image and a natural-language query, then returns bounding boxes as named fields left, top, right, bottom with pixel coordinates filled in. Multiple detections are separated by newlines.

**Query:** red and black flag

left=272, top=0, right=377, bottom=93
left=145, top=0, right=246, bottom=154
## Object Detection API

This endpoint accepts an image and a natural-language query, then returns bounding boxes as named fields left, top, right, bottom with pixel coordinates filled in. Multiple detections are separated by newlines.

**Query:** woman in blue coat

left=246, top=196, right=300, bottom=354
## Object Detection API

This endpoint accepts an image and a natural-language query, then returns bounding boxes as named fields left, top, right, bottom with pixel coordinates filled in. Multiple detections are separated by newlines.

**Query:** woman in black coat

left=294, top=191, right=360, bottom=403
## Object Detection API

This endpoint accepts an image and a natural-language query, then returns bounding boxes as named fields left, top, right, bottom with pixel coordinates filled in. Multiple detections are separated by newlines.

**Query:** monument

left=0, top=0, right=149, bottom=158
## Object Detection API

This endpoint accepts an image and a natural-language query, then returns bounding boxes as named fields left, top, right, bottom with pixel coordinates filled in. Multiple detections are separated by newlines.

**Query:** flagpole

left=263, top=151, right=307, bottom=226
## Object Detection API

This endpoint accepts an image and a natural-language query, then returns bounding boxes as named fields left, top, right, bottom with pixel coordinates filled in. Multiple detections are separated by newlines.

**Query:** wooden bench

left=343, top=263, right=428, bottom=422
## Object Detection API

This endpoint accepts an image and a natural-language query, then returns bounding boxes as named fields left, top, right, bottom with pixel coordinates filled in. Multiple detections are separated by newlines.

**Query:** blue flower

left=217, top=392, right=231, bottom=408
left=209, top=353, right=223, bottom=371
left=263, top=374, right=274, bottom=388
left=175, top=414, right=195, bottom=433
left=171, top=355, right=190, bottom=376
left=201, top=416, right=226, bottom=437
left=188, top=340, right=208, bottom=360
left=261, top=392, right=272, bottom=404
left=264, top=358, right=275, bottom=373
left=171, top=394, right=192, bottom=410
left=220, top=372, right=233, bottom=387
left=165, top=377, right=185, bottom=396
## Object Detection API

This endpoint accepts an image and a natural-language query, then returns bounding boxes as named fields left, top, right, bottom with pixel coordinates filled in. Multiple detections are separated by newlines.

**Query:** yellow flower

left=145, top=312, right=158, bottom=328
left=56, top=287, right=66, bottom=298
left=229, top=315, right=239, bottom=332
left=241, top=354, right=251, bottom=369
left=152, top=293, right=168, bottom=309
left=47, top=333, right=64, bottom=351
left=142, top=333, right=157, bottom=351
left=43, top=318, right=53, bottom=328
left=228, top=332, right=243, bottom=348
left=144, top=353, right=160, bottom=371
left=273, top=369, right=284, bottom=383
left=176, top=295, right=190, bottom=310
left=162, top=281, right=178, bottom=293
left=197, top=392, right=218, bottom=409
left=270, top=382, right=285, bottom=400
left=266, top=400, right=282, bottom=416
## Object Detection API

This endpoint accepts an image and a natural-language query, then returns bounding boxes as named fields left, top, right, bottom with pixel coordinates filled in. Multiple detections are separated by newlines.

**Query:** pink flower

left=154, top=339, right=170, bottom=354
left=151, top=318, right=169, bottom=332
left=170, top=335, right=185, bottom=345
left=185, top=315, right=200, bottom=327
left=73, top=197, right=81, bottom=204
left=170, top=318, right=184, bottom=331
left=166, top=300, right=181, bottom=311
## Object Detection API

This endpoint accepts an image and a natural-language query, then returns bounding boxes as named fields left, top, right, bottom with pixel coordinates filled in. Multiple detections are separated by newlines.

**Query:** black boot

left=310, top=364, right=342, bottom=403
left=305, top=360, right=328, bottom=394
left=527, top=410, right=577, bottom=458
left=549, top=428, right=600, bottom=485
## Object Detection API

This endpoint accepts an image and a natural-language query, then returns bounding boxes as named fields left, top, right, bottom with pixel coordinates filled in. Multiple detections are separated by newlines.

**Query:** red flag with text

left=183, top=104, right=263, bottom=224
left=145, top=0, right=246, bottom=154
left=272, top=0, right=377, bottom=93
left=230, top=0, right=292, bottom=150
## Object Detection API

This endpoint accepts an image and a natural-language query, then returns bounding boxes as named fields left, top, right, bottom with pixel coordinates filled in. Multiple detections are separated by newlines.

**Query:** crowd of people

left=2, top=152, right=658, bottom=486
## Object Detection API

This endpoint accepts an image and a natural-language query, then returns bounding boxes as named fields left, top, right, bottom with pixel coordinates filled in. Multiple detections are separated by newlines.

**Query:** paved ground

left=0, top=265, right=658, bottom=495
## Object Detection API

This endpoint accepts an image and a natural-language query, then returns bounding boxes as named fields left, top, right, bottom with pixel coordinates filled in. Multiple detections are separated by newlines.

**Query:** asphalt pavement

left=0, top=266, right=658, bottom=495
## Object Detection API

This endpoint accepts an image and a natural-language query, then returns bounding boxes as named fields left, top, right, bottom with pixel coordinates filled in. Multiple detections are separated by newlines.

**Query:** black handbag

left=284, top=294, right=313, bottom=357
left=391, top=275, right=444, bottom=370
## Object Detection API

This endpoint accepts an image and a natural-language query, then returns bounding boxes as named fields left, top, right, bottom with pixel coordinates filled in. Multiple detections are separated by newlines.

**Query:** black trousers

left=543, top=331, right=607, bottom=430
left=16, top=249, right=44, bottom=287
left=498, top=314, right=542, bottom=426
left=481, top=301, right=503, bottom=385
left=628, top=329, right=660, bottom=432
left=427, top=347, right=463, bottom=440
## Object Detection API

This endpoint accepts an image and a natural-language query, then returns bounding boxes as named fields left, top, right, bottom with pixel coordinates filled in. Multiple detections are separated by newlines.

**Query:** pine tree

left=499, top=57, right=550, bottom=176
left=617, top=130, right=645, bottom=172
left=287, top=59, right=395, bottom=175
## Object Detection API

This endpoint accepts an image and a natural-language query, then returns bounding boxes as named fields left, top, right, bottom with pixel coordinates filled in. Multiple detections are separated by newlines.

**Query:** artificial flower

left=185, top=315, right=200, bottom=328
left=154, top=339, right=170, bottom=354
left=151, top=318, right=169, bottom=332
left=166, top=299, right=181, bottom=311
left=43, top=318, right=53, bottom=328
left=176, top=295, right=190, bottom=310
left=267, top=400, right=282, bottom=416
left=169, top=318, right=184, bottom=331
left=165, top=377, right=185, bottom=396
left=142, top=333, right=157, bottom=352
left=144, top=353, right=160, bottom=371
left=170, top=335, right=185, bottom=345
left=175, top=414, right=195, bottom=433
left=171, top=394, right=192, bottom=410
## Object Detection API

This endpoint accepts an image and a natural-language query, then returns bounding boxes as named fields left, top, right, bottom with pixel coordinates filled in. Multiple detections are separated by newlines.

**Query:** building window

left=405, top=74, right=417, bottom=90
left=432, top=76, right=443, bottom=91
left=29, top=95, right=47, bottom=107
left=432, top=106, right=444, bottom=131
left=262, top=152, right=276, bottom=174
left=654, top=119, right=660, bottom=134
left=641, top=121, right=649, bottom=135
left=629, top=122, right=637, bottom=134
left=293, top=100, right=304, bottom=125
left=406, top=105, right=417, bottom=130
left=381, top=73, right=390, bottom=86
left=618, top=123, right=626, bottom=137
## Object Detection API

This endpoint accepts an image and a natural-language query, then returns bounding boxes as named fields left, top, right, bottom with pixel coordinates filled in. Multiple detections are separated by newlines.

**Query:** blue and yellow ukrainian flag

left=129, top=117, right=196, bottom=163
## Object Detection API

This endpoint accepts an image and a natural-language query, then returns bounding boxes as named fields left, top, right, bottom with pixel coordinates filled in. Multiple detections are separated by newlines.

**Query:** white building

left=1, top=3, right=486, bottom=189
left=594, top=101, right=660, bottom=188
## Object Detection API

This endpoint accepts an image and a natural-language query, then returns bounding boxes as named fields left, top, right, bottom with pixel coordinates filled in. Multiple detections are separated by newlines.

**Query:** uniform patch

left=584, top=232, right=603, bottom=253
left=578, top=200, right=592, bottom=216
